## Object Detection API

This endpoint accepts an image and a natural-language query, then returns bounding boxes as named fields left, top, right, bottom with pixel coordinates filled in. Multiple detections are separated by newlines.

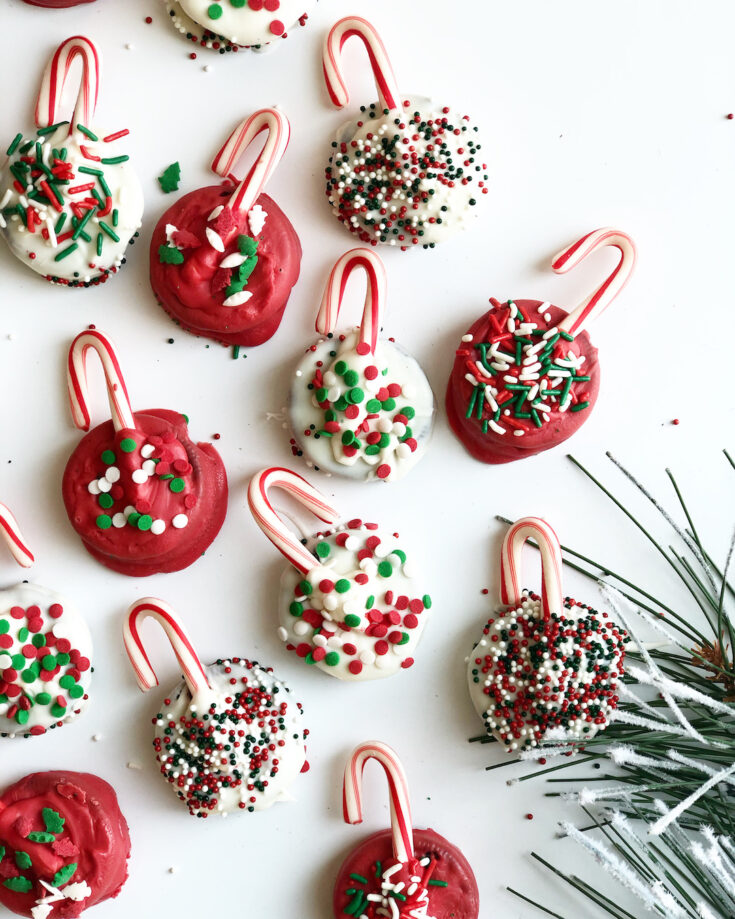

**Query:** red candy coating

left=149, top=184, right=301, bottom=347
left=446, top=301, right=600, bottom=463
left=333, top=828, right=479, bottom=919
left=21, top=0, right=97, bottom=5
left=62, top=409, right=227, bottom=577
left=0, top=771, right=130, bottom=918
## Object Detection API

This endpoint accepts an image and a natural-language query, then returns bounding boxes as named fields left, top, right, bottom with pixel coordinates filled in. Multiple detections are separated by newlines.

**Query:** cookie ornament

left=333, top=741, right=480, bottom=919
left=323, top=16, right=488, bottom=250
left=467, top=517, right=628, bottom=754
left=62, top=329, right=228, bottom=576
left=288, top=248, right=435, bottom=482
left=447, top=228, right=636, bottom=463
left=0, top=503, right=93, bottom=739
left=22, top=0, right=98, bottom=7
left=150, top=108, right=302, bottom=351
left=0, top=770, right=130, bottom=918
left=123, top=597, right=308, bottom=817
left=0, top=37, right=143, bottom=288
left=248, top=467, right=432, bottom=680
left=163, top=0, right=316, bottom=53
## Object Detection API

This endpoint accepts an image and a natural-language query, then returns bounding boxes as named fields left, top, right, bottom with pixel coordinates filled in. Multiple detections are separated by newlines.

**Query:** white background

left=1, top=1, right=734, bottom=917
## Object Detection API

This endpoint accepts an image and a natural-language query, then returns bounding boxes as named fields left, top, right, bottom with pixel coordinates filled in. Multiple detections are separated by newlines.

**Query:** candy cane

left=211, top=108, right=290, bottom=216
left=67, top=329, right=136, bottom=433
left=500, top=516, right=564, bottom=620
left=323, top=16, right=401, bottom=112
left=552, top=228, right=636, bottom=336
left=123, top=597, right=211, bottom=696
left=343, top=741, right=414, bottom=864
left=35, top=36, right=100, bottom=133
left=0, top=503, right=34, bottom=569
left=316, top=248, right=386, bottom=356
left=248, top=467, right=340, bottom=575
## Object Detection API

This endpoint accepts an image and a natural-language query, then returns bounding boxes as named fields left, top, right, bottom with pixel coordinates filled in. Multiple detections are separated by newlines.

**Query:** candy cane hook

left=323, top=16, right=401, bottom=112
left=123, top=598, right=211, bottom=697
left=500, top=517, right=564, bottom=620
left=343, top=741, right=414, bottom=864
left=552, top=228, right=636, bottom=336
left=35, top=36, right=100, bottom=133
left=67, top=329, right=136, bottom=433
left=0, top=503, right=34, bottom=569
left=248, top=467, right=340, bottom=575
left=316, top=248, right=387, bottom=356
left=211, top=108, right=290, bottom=216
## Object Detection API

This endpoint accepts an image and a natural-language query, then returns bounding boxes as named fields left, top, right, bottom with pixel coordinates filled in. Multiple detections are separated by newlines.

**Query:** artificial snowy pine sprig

left=500, top=452, right=735, bottom=918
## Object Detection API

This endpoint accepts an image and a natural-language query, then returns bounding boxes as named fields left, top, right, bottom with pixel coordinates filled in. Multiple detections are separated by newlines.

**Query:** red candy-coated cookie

left=333, top=828, right=479, bottom=919
left=0, top=771, right=130, bottom=918
left=446, top=300, right=600, bottom=464
left=22, top=0, right=97, bottom=6
left=150, top=185, right=301, bottom=347
left=62, top=410, right=227, bottom=577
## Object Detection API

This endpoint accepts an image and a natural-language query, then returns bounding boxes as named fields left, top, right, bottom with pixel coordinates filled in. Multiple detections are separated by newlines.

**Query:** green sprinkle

left=76, top=124, right=98, bottom=141
left=289, top=601, right=304, bottom=617
left=3, top=877, right=32, bottom=892
left=324, top=651, right=340, bottom=666
left=101, top=449, right=116, bottom=464
left=72, top=207, right=95, bottom=240
left=208, top=2, right=223, bottom=18
left=96, top=514, right=112, bottom=530
left=158, top=161, right=181, bottom=193
left=377, top=560, right=393, bottom=578
left=335, top=579, right=351, bottom=593
left=78, top=165, right=103, bottom=177
left=119, top=438, right=137, bottom=453
left=428, top=879, right=448, bottom=887
left=52, top=863, right=77, bottom=888
left=14, top=851, right=32, bottom=870
left=159, top=244, right=184, bottom=265
left=137, top=514, right=153, bottom=531
left=349, top=874, right=368, bottom=884
left=55, top=243, right=78, bottom=262
left=299, top=579, right=312, bottom=596
left=344, top=614, right=361, bottom=628
left=98, top=220, right=120, bottom=242
left=571, top=401, right=590, bottom=412
left=6, top=133, right=22, bottom=156
left=27, top=831, right=54, bottom=844
left=315, top=542, right=330, bottom=559
left=169, top=478, right=185, bottom=493
left=101, top=155, right=129, bottom=165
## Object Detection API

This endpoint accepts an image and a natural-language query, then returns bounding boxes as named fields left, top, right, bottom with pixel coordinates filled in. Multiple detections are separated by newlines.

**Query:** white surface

left=0, top=1, right=734, bottom=917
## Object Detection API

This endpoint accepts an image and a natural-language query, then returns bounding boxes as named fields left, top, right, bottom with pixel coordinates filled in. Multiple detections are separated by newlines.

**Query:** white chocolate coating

left=326, top=96, right=488, bottom=249
left=164, top=0, right=316, bottom=50
left=152, top=657, right=307, bottom=816
left=288, top=329, right=435, bottom=482
left=467, top=593, right=627, bottom=754
left=277, top=520, right=432, bottom=681
left=0, top=583, right=92, bottom=738
left=0, top=125, right=143, bottom=286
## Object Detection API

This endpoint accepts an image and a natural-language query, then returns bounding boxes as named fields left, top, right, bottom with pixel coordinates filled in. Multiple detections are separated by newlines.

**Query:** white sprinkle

left=247, top=203, right=268, bottom=236
left=151, top=519, right=166, bottom=535
left=141, top=444, right=155, bottom=458
left=105, top=466, right=121, bottom=483
left=127, top=761, right=142, bottom=770
left=461, top=333, right=474, bottom=342
left=203, top=65, right=212, bottom=73
left=206, top=228, right=225, bottom=251
left=277, top=626, right=288, bottom=642
left=92, top=734, right=103, bottom=742
left=172, top=514, right=188, bottom=529
left=112, top=513, right=127, bottom=528
left=223, top=291, right=252, bottom=307
left=142, top=459, right=157, bottom=475
left=87, top=480, right=101, bottom=495
left=219, top=253, right=247, bottom=269
left=125, top=42, right=134, bottom=50
left=168, top=867, right=177, bottom=875
left=207, top=206, right=223, bottom=221
left=97, top=477, right=112, bottom=493
left=131, top=469, right=148, bottom=485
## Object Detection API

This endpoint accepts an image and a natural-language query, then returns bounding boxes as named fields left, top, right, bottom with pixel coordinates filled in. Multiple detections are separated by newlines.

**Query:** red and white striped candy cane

left=35, top=36, right=100, bottom=132
left=552, top=228, right=636, bottom=336
left=343, top=741, right=414, bottom=864
left=0, top=503, right=34, bottom=569
left=500, top=516, right=563, bottom=621
left=67, top=328, right=136, bottom=433
left=211, top=108, right=290, bottom=216
left=323, top=16, right=401, bottom=112
left=316, top=248, right=386, bottom=356
left=248, top=467, right=340, bottom=575
left=123, top=597, right=211, bottom=696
